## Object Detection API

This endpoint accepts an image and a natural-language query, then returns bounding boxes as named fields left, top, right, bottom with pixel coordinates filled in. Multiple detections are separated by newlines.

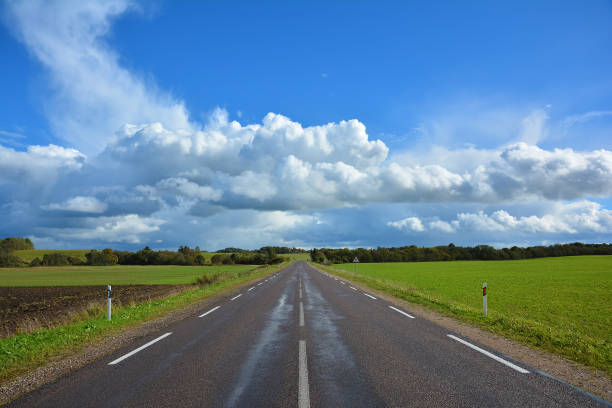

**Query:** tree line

left=0, top=238, right=288, bottom=267
left=310, top=242, right=612, bottom=264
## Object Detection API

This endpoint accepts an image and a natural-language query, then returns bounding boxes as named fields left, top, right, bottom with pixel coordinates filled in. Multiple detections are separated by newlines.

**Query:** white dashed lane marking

left=108, top=332, right=172, bottom=365
left=447, top=335, right=529, bottom=374
left=198, top=305, right=221, bottom=318
left=388, top=306, right=415, bottom=319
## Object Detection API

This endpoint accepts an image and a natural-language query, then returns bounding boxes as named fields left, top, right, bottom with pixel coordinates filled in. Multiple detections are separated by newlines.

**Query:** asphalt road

left=8, top=261, right=609, bottom=407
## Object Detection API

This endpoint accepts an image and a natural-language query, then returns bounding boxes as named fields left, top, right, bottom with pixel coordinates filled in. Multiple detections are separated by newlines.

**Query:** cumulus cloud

left=388, top=201, right=612, bottom=236
left=2, top=1, right=611, bottom=249
left=0, top=144, right=85, bottom=184
left=387, top=217, right=424, bottom=232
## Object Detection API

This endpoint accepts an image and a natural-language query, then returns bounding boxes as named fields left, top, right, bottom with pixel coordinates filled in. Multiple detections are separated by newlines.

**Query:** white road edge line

left=108, top=332, right=172, bottom=365
left=389, top=305, right=415, bottom=319
left=340, top=281, right=346, bottom=285
left=299, top=301, right=305, bottom=326
left=247, top=286, right=255, bottom=291
left=198, top=305, right=221, bottom=318
left=230, top=294, right=242, bottom=301
left=298, top=340, right=310, bottom=408
left=447, top=334, right=530, bottom=374
left=363, top=293, right=377, bottom=300
left=257, top=282, right=264, bottom=286
left=349, top=286, right=357, bottom=291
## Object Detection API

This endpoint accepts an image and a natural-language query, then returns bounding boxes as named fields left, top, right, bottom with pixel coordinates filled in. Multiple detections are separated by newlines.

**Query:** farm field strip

left=0, top=265, right=257, bottom=286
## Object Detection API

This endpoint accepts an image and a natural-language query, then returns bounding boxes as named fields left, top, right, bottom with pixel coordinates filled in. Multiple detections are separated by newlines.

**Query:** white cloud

left=428, top=220, right=457, bottom=233
left=519, top=109, right=548, bottom=145
left=230, top=171, right=277, bottom=202
left=43, top=196, right=108, bottom=213
left=155, top=177, right=222, bottom=202
left=388, top=201, right=612, bottom=236
left=2, top=2, right=611, bottom=249
left=387, top=217, right=424, bottom=232
left=56, top=214, right=164, bottom=244
left=0, top=144, right=85, bottom=184
left=5, top=0, right=192, bottom=154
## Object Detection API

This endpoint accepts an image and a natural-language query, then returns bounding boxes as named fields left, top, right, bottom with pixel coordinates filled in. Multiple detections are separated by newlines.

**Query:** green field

left=13, top=249, right=91, bottom=263
left=0, top=265, right=257, bottom=286
left=328, top=256, right=612, bottom=375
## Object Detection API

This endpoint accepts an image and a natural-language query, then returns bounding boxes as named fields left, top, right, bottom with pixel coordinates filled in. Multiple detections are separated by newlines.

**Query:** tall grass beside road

left=316, top=256, right=612, bottom=377
left=0, top=262, right=289, bottom=384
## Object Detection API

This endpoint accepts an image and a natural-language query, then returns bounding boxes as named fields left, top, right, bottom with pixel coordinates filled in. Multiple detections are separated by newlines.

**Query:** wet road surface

left=7, top=262, right=609, bottom=407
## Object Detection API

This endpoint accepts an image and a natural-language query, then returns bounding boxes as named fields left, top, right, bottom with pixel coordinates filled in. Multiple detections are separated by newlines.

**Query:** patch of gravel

left=314, top=265, right=612, bottom=402
left=0, top=279, right=255, bottom=406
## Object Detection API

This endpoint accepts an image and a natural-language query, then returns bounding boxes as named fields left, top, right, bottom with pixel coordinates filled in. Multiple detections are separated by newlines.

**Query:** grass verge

left=0, top=262, right=290, bottom=384
left=312, top=258, right=611, bottom=378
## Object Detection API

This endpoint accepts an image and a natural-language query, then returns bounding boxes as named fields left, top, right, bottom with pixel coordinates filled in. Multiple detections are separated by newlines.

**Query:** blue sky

left=1, top=0, right=611, bottom=250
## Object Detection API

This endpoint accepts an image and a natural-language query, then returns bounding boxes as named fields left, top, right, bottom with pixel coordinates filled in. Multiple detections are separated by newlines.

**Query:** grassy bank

left=314, top=256, right=612, bottom=376
left=0, top=262, right=289, bottom=383
left=0, top=265, right=256, bottom=286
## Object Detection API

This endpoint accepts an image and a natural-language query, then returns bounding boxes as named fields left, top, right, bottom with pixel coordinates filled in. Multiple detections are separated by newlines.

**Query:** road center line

left=108, top=332, right=172, bottom=365
left=198, top=305, right=221, bottom=318
left=389, top=305, right=415, bottom=318
left=299, top=301, right=305, bottom=326
left=447, top=334, right=530, bottom=373
left=363, top=293, right=377, bottom=300
left=230, top=294, right=242, bottom=301
left=298, top=340, right=310, bottom=408
left=247, top=286, right=255, bottom=291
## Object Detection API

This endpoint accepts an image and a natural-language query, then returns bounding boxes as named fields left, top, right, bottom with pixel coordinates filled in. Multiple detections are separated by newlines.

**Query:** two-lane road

left=8, top=262, right=608, bottom=407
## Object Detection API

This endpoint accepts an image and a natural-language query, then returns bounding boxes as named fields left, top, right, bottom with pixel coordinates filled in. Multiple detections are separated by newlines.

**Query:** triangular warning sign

left=353, top=257, right=359, bottom=263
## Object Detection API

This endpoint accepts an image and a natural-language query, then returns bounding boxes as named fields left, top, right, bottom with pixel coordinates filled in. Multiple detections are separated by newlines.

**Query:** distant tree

left=85, top=249, right=119, bottom=266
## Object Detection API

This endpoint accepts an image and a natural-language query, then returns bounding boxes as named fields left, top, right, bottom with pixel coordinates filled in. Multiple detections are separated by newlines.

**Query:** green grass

left=321, top=256, right=612, bottom=376
left=0, top=262, right=290, bottom=383
left=0, top=265, right=257, bottom=286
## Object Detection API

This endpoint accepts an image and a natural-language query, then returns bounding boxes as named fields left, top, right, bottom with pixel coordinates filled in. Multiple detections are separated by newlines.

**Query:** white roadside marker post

left=107, top=285, right=112, bottom=321
left=483, top=282, right=487, bottom=316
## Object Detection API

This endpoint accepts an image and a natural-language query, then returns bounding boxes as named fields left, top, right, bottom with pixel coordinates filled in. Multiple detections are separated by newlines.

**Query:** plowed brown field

left=0, top=285, right=192, bottom=337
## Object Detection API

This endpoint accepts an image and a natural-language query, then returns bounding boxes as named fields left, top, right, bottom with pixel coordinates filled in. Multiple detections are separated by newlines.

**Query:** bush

left=211, top=254, right=233, bottom=265
left=41, top=253, right=73, bottom=266
left=0, top=253, right=26, bottom=267
left=86, top=249, right=119, bottom=266
left=196, top=273, right=221, bottom=286
left=29, top=257, right=42, bottom=267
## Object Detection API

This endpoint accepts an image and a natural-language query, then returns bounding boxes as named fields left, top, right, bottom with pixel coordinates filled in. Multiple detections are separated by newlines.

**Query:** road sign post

left=483, top=282, right=487, bottom=316
left=353, top=257, right=359, bottom=273
left=107, top=285, right=112, bottom=321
